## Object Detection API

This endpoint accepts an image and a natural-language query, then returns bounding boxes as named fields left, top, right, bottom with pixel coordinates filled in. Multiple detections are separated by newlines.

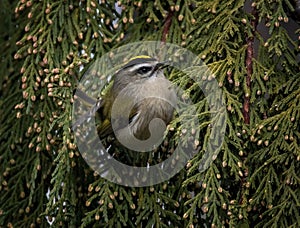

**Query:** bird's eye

left=137, top=66, right=152, bottom=74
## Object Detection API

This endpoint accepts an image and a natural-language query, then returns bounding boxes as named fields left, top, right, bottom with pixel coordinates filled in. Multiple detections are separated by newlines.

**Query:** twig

left=161, top=11, right=174, bottom=43
left=243, top=6, right=258, bottom=124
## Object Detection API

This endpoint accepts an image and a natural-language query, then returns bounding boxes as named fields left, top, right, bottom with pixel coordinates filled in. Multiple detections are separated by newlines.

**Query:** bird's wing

left=97, top=99, right=140, bottom=139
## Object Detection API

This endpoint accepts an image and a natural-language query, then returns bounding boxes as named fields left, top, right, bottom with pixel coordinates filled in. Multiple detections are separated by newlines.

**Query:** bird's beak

left=154, top=61, right=169, bottom=71
left=148, top=61, right=169, bottom=78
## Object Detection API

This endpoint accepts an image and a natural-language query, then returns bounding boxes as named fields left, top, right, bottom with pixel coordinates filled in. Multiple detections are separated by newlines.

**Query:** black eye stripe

left=137, top=66, right=152, bottom=74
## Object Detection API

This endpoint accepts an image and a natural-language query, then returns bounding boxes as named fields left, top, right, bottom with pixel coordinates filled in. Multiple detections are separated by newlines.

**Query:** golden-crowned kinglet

left=98, top=56, right=176, bottom=142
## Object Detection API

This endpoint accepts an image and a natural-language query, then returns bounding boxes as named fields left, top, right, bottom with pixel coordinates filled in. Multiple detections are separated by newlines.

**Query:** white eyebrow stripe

left=127, top=63, right=155, bottom=72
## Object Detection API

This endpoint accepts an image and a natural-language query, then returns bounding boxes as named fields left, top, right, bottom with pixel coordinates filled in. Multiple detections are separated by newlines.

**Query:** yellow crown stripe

left=127, top=55, right=152, bottom=62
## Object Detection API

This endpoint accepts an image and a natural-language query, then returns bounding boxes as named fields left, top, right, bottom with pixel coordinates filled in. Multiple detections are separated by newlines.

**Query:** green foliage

left=0, top=0, right=299, bottom=227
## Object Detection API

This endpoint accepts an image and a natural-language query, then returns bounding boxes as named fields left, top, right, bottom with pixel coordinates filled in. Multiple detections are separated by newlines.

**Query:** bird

left=72, top=55, right=176, bottom=151
left=96, top=55, right=177, bottom=145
